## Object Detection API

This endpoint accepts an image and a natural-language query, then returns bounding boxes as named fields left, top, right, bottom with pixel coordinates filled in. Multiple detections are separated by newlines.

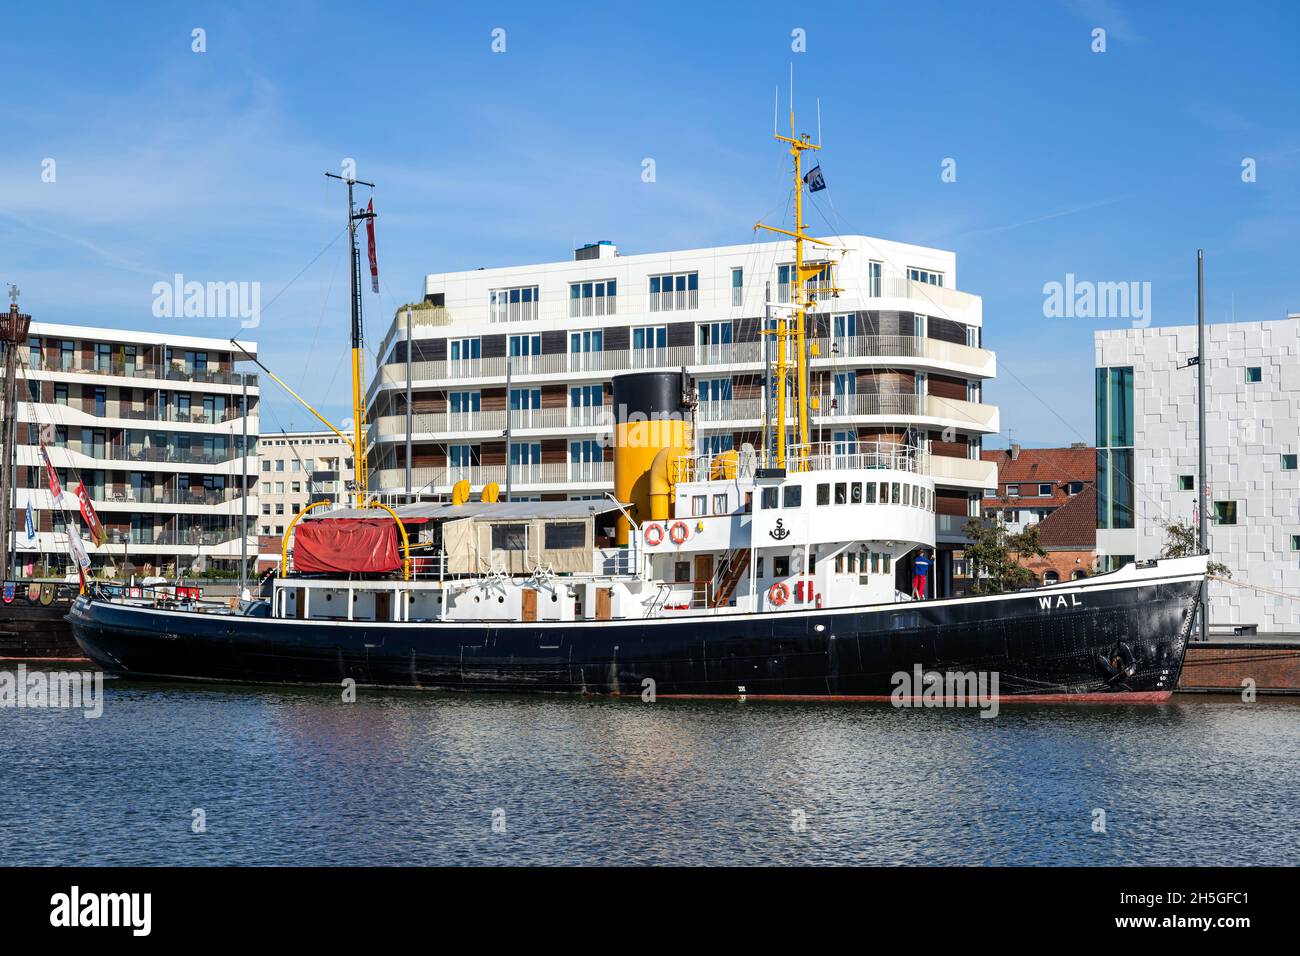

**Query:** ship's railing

left=675, top=439, right=926, bottom=482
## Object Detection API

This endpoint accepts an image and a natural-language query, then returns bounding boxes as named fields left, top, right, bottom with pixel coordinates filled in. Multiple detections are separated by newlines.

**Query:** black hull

left=67, top=568, right=1203, bottom=701
left=1, top=589, right=85, bottom=661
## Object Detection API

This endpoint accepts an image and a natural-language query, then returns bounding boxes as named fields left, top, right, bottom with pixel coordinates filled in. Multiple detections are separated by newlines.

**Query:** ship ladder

left=711, top=548, right=752, bottom=609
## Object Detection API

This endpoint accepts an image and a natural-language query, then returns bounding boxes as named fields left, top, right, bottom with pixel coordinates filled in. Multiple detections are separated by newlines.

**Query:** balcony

left=374, top=334, right=995, bottom=391
left=648, top=288, right=698, bottom=312
left=22, top=358, right=257, bottom=389
left=375, top=460, right=613, bottom=492
left=372, top=407, right=613, bottom=441
left=927, top=454, right=997, bottom=489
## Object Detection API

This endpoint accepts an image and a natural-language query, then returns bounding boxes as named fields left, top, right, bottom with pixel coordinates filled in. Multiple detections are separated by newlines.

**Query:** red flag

left=74, top=481, right=108, bottom=547
left=366, top=197, right=379, bottom=293
left=40, top=444, right=63, bottom=502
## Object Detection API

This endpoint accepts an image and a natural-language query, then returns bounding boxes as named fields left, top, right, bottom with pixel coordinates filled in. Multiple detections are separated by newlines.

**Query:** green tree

left=1160, top=520, right=1231, bottom=578
left=962, top=519, right=1048, bottom=594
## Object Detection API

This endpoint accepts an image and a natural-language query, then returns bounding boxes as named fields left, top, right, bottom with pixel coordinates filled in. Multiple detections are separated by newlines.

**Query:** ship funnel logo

left=769, top=519, right=791, bottom=541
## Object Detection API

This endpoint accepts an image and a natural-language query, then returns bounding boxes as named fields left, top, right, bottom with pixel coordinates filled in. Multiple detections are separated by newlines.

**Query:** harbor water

left=2, top=677, right=1297, bottom=866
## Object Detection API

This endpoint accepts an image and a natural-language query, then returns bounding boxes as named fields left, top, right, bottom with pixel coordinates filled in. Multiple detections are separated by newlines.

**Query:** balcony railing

left=377, top=334, right=994, bottom=388
left=375, top=460, right=613, bottom=491
left=22, top=358, right=257, bottom=388
left=648, top=289, right=699, bottom=312
left=568, top=296, right=617, bottom=319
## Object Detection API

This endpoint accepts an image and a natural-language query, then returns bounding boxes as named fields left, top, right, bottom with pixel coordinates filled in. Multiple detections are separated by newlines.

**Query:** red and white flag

left=366, top=197, right=379, bottom=293
left=40, top=443, right=63, bottom=503
left=74, top=481, right=108, bottom=547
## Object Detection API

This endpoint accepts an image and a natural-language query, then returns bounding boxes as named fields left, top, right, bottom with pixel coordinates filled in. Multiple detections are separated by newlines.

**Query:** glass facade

left=1096, top=366, right=1135, bottom=529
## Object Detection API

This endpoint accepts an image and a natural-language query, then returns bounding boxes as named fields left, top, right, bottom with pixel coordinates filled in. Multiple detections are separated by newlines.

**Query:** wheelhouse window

left=782, top=485, right=802, bottom=508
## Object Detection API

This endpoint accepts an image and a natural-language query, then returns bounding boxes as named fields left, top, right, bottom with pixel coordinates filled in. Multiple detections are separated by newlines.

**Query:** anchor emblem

left=769, top=518, right=791, bottom=541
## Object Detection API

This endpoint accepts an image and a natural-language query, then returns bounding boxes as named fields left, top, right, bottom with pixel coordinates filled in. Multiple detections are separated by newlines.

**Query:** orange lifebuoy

left=669, top=521, right=689, bottom=545
left=644, top=523, right=665, bottom=546
left=769, top=582, right=790, bottom=607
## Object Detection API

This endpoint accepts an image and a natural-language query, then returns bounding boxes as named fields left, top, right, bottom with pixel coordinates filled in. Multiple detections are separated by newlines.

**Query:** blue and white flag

left=803, top=164, right=826, bottom=192
left=25, top=501, right=35, bottom=541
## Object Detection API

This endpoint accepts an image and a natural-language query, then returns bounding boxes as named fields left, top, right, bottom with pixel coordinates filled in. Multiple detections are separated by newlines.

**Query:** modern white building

left=4, top=322, right=259, bottom=576
left=256, top=429, right=355, bottom=534
left=366, top=236, right=1000, bottom=596
left=1094, top=314, right=1300, bottom=632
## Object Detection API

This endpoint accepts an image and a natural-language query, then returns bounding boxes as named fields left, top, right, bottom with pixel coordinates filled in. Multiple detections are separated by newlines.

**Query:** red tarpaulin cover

left=293, top=518, right=401, bottom=574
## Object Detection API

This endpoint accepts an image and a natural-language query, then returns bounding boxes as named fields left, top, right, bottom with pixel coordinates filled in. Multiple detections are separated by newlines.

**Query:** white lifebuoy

left=769, top=582, right=790, bottom=607
left=644, top=523, right=665, bottom=546
left=669, top=521, right=689, bottom=545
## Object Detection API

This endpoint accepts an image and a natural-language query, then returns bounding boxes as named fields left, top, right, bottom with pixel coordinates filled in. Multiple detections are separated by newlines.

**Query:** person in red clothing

left=911, top=550, right=932, bottom=600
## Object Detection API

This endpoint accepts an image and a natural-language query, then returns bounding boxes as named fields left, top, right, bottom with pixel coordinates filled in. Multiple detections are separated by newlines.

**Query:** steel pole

left=1196, top=249, right=1208, bottom=642
left=405, top=306, right=413, bottom=501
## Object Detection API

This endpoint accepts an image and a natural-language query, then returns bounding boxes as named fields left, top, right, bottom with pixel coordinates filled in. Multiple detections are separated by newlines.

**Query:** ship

left=66, top=101, right=1208, bottom=702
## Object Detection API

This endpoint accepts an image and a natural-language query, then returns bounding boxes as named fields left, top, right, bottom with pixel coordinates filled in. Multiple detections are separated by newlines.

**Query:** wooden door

left=694, top=555, right=714, bottom=608
left=521, top=589, right=538, bottom=622
left=375, top=591, right=392, bottom=622
left=294, top=588, right=306, bottom=620
left=595, top=587, right=612, bottom=621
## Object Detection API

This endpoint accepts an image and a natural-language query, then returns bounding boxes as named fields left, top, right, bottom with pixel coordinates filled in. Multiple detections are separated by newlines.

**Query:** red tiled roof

left=1035, top=485, right=1097, bottom=550
left=981, top=446, right=1096, bottom=510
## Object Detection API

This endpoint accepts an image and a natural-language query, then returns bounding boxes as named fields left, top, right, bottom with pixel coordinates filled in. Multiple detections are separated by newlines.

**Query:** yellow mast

left=755, top=98, right=837, bottom=471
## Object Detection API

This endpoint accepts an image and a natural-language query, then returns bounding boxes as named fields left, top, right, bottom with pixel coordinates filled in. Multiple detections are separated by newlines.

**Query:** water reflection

left=1, top=684, right=1295, bottom=866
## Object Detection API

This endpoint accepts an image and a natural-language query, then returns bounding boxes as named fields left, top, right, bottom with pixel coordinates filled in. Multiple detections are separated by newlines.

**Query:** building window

left=1043, top=571, right=1060, bottom=585
left=1282, top=454, right=1298, bottom=471
left=449, top=337, right=481, bottom=367
left=1005, top=484, right=1020, bottom=497
left=1290, top=535, right=1300, bottom=551
left=907, top=267, right=944, bottom=287
left=1096, top=366, right=1135, bottom=530
left=649, top=272, right=698, bottom=311
left=1067, top=481, right=1083, bottom=495
left=1212, top=501, right=1238, bottom=525
left=490, top=285, right=539, bottom=323
left=1037, top=483, right=1053, bottom=496
left=631, top=326, right=667, bottom=366
left=568, top=279, right=616, bottom=318
left=1178, top=475, right=1194, bottom=491
left=731, top=267, right=743, bottom=307
left=868, top=261, right=882, bottom=297
left=1245, top=366, right=1262, bottom=384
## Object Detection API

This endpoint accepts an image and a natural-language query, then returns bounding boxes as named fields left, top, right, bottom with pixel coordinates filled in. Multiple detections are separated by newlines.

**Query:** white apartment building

left=366, top=236, right=1000, bottom=596
left=4, top=322, right=259, bottom=575
left=256, top=429, right=355, bottom=535
left=1095, top=314, right=1300, bottom=631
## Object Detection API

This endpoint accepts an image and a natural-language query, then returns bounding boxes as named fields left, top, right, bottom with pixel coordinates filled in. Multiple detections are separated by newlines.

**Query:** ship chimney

left=611, top=370, right=690, bottom=546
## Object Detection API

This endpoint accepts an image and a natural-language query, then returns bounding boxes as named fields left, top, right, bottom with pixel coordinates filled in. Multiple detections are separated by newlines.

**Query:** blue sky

left=2, top=0, right=1297, bottom=445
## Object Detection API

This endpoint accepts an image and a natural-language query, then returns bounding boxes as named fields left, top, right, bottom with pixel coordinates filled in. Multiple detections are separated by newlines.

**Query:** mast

left=325, top=171, right=376, bottom=506
left=1, top=287, right=31, bottom=579
left=1196, top=249, right=1208, bottom=642
left=755, top=92, right=837, bottom=471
